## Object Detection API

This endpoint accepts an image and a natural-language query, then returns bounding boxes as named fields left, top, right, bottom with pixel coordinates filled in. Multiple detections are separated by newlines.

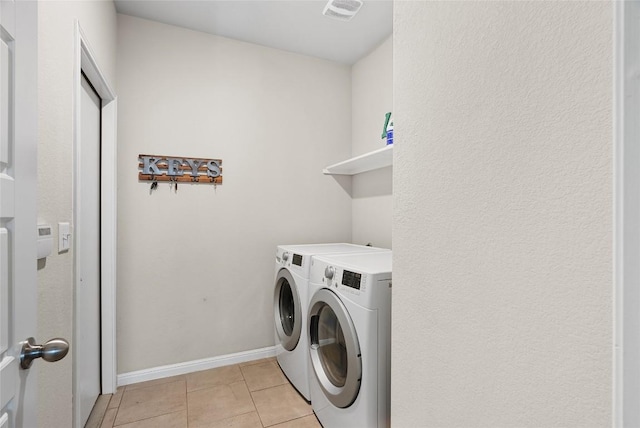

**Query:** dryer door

left=274, top=269, right=302, bottom=351
left=308, top=288, right=361, bottom=408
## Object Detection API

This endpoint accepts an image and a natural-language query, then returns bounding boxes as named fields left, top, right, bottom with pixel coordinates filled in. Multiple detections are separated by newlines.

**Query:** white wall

left=351, top=37, right=392, bottom=249
left=116, top=14, right=352, bottom=373
left=392, top=2, right=612, bottom=426
left=38, top=1, right=117, bottom=426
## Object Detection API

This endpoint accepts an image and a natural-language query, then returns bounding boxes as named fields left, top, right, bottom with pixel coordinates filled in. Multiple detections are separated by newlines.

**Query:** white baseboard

left=117, top=346, right=277, bottom=387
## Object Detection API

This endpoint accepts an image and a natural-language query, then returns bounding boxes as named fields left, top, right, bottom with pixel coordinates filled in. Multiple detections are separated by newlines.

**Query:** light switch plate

left=58, top=222, right=70, bottom=253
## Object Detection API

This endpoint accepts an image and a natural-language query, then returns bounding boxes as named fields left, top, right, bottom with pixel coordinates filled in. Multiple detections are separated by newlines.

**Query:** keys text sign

left=138, top=154, right=223, bottom=184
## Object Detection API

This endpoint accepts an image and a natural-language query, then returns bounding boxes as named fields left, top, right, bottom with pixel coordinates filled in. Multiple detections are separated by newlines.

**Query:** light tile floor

left=85, top=358, right=321, bottom=428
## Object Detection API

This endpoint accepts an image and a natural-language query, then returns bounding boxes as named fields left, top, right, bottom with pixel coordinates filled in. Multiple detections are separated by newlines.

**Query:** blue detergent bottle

left=381, top=112, right=393, bottom=145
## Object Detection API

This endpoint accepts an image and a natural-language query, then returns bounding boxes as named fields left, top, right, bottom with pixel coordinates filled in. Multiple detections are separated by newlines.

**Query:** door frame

left=72, top=21, right=117, bottom=426
left=614, top=1, right=640, bottom=427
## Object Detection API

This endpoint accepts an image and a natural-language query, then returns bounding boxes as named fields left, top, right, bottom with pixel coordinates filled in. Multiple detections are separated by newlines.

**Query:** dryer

left=274, top=244, right=388, bottom=402
left=307, top=251, right=392, bottom=428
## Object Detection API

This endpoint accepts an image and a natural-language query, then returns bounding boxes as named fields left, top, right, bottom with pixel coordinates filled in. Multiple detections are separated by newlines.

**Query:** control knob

left=325, top=266, right=335, bottom=279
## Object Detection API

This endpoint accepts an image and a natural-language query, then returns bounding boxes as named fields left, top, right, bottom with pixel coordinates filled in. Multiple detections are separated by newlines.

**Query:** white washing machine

left=274, top=244, right=388, bottom=402
left=307, top=251, right=392, bottom=428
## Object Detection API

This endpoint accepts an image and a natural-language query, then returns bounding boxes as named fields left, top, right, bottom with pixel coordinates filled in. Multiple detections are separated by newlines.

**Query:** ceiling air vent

left=322, top=0, right=363, bottom=21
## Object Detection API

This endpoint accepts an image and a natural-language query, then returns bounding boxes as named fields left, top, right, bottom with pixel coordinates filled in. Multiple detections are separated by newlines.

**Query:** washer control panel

left=292, top=254, right=303, bottom=266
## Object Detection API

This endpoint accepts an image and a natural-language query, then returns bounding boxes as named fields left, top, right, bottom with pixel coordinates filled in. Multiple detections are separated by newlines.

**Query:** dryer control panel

left=342, top=270, right=362, bottom=290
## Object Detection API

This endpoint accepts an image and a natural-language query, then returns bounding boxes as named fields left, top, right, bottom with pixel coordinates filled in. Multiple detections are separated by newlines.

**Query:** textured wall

left=38, top=1, right=117, bottom=426
left=351, top=37, right=393, bottom=249
left=116, top=15, right=352, bottom=373
left=392, top=1, right=612, bottom=426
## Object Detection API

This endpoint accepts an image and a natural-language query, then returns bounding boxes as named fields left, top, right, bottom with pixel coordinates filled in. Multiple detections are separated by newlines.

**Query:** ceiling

left=114, top=0, right=393, bottom=65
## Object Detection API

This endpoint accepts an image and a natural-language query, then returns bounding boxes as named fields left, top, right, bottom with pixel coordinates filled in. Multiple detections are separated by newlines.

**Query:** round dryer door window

left=308, top=288, right=361, bottom=409
left=274, top=269, right=302, bottom=351
left=317, top=305, right=347, bottom=387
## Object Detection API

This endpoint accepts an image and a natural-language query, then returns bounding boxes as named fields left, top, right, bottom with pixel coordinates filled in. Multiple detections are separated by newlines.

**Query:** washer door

left=274, top=268, right=302, bottom=351
left=308, top=288, right=361, bottom=408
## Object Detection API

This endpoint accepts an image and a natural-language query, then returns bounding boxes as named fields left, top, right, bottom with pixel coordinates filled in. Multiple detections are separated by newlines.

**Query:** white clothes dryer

left=307, top=251, right=392, bottom=428
left=274, top=244, right=388, bottom=402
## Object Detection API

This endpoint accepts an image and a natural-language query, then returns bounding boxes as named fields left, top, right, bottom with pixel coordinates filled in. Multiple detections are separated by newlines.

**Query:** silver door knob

left=20, top=337, right=69, bottom=369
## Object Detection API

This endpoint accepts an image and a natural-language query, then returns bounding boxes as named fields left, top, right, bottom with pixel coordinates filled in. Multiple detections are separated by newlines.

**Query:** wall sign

left=138, top=154, right=223, bottom=185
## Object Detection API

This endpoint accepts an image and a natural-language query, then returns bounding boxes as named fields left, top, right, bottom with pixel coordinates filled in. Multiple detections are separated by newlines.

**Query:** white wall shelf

left=323, top=144, right=393, bottom=175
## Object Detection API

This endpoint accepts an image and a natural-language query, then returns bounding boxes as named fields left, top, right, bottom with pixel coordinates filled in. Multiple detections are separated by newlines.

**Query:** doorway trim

left=614, top=1, right=640, bottom=427
left=72, top=21, right=117, bottom=426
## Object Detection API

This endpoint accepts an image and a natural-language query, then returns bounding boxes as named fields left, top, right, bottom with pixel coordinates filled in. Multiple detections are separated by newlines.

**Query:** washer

left=274, top=244, right=388, bottom=402
left=307, top=251, right=392, bottom=428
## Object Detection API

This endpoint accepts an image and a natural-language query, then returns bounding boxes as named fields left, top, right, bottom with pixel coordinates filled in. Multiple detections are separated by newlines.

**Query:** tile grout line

left=238, top=362, right=268, bottom=428
left=245, top=379, right=290, bottom=393
left=111, top=385, right=124, bottom=428
left=247, top=384, right=267, bottom=428
left=108, top=394, right=117, bottom=428
left=241, top=360, right=289, bottom=394
left=97, top=396, right=108, bottom=427
left=112, top=410, right=185, bottom=428
left=237, top=363, right=266, bottom=428
left=184, top=363, right=259, bottom=427
left=263, top=413, right=314, bottom=428
left=110, top=406, right=119, bottom=428
left=113, top=381, right=187, bottom=427
left=107, top=393, right=120, bottom=428
left=185, top=375, right=189, bottom=428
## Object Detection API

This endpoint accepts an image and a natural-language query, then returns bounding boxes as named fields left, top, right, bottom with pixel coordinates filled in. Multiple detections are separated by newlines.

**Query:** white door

left=1, top=1, right=67, bottom=427
left=76, top=74, right=102, bottom=426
